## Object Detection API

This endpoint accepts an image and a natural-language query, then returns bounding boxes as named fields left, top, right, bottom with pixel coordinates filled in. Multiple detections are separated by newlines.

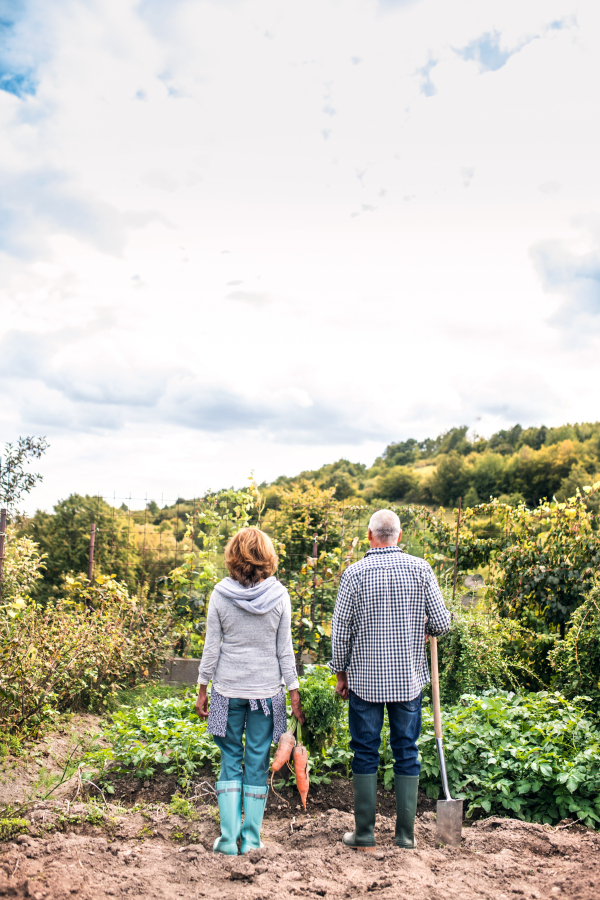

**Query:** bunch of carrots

left=271, top=716, right=309, bottom=810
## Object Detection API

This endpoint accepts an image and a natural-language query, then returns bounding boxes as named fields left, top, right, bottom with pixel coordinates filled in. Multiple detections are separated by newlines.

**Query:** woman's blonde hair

left=224, top=527, right=278, bottom=587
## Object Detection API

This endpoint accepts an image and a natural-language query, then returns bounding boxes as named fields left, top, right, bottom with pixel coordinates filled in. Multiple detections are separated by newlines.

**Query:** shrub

left=0, top=527, right=46, bottom=610
left=550, top=577, right=600, bottom=706
left=435, top=591, right=541, bottom=704
left=0, top=576, right=172, bottom=735
left=418, top=691, right=600, bottom=827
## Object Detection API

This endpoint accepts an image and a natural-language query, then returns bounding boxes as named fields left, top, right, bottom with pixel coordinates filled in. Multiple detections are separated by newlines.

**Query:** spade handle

left=430, top=635, right=442, bottom=740
left=430, top=635, right=453, bottom=802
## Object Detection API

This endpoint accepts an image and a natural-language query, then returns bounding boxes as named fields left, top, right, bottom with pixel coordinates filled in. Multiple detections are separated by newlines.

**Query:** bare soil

left=0, top=716, right=105, bottom=809
left=2, top=781, right=599, bottom=900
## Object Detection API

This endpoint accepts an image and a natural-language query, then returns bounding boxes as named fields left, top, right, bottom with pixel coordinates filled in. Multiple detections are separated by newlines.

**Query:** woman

left=195, top=526, right=305, bottom=855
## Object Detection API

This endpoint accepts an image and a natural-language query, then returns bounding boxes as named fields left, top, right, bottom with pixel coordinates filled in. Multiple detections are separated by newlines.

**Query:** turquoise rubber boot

left=213, top=781, right=242, bottom=855
left=240, top=784, right=268, bottom=853
left=342, top=773, right=377, bottom=851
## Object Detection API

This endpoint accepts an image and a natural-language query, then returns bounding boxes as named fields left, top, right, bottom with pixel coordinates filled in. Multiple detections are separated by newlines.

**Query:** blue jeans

left=348, top=690, right=422, bottom=777
left=212, top=698, right=273, bottom=786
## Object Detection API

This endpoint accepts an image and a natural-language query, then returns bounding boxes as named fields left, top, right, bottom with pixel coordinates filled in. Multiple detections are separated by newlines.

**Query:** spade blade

left=436, top=799, right=463, bottom=847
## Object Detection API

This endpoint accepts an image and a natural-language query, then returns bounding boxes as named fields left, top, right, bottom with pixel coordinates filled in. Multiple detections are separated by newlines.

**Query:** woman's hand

left=195, top=685, right=209, bottom=719
left=289, top=688, right=306, bottom=725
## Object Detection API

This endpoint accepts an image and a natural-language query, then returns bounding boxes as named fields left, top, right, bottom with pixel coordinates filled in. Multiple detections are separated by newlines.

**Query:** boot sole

left=343, top=843, right=378, bottom=852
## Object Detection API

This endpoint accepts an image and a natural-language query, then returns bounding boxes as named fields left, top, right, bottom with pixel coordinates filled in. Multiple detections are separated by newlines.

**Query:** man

left=330, top=509, right=450, bottom=851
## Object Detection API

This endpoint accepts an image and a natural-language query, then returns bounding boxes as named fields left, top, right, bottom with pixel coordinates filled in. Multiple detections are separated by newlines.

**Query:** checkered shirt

left=330, top=547, right=451, bottom=703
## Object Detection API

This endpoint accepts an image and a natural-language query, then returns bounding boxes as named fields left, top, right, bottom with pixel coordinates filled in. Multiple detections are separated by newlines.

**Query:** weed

left=0, top=818, right=29, bottom=842
left=84, top=807, right=105, bottom=826
left=168, top=794, right=198, bottom=820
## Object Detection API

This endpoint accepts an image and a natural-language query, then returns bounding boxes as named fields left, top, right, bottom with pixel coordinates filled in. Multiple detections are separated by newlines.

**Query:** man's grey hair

left=369, top=509, right=401, bottom=544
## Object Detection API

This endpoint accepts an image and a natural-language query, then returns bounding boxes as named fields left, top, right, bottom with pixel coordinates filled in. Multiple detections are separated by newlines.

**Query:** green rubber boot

left=342, top=773, right=377, bottom=851
left=213, top=781, right=242, bottom=855
left=394, top=775, right=419, bottom=849
left=240, top=784, right=268, bottom=853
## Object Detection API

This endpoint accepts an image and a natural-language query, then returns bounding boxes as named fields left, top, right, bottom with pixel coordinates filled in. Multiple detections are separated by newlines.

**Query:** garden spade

left=430, top=636, right=463, bottom=847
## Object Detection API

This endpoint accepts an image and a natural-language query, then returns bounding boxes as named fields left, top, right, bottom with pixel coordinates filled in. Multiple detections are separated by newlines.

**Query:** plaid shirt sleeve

left=330, top=567, right=356, bottom=672
left=423, top=565, right=451, bottom=636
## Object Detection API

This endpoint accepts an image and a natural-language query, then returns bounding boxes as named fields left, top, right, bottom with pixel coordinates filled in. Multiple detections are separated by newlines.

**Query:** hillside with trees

left=266, top=421, right=600, bottom=509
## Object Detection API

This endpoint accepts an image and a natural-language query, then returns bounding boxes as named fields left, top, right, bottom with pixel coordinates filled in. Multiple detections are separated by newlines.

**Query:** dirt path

left=2, top=791, right=599, bottom=900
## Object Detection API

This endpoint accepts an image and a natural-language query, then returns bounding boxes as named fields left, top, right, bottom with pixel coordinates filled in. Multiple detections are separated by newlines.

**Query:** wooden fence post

left=0, top=508, right=6, bottom=598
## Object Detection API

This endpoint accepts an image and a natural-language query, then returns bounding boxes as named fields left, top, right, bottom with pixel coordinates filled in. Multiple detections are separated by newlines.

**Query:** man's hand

left=289, top=688, right=306, bottom=724
left=195, top=685, right=209, bottom=719
left=335, top=671, right=349, bottom=701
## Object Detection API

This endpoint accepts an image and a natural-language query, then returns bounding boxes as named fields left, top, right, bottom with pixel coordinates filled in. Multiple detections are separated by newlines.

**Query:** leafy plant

left=0, top=578, right=172, bottom=735
left=434, top=590, right=542, bottom=703
left=0, top=436, right=48, bottom=509
left=24, top=493, right=142, bottom=602
left=164, top=482, right=263, bottom=655
left=0, top=527, right=46, bottom=611
left=550, top=576, right=600, bottom=705
left=0, top=817, right=29, bottom=842
left=417, top=691, right=600, bottom=827
left=297, top=666, right=344, bottom=755
left=90, top=693, right=220, bottom=789
left=168, top=794, right=198, bottom=820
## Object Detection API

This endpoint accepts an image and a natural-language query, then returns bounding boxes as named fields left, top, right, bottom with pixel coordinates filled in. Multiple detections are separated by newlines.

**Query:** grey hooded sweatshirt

left=197, top=576, right=299, bottom=699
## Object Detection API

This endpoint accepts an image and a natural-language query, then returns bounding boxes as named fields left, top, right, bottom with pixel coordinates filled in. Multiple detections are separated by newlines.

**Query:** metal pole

left=88, top=523, right=96, bottom=582
left=0, top=508, right=7, bottom=597
left=452, top=498, right=462, bottom=602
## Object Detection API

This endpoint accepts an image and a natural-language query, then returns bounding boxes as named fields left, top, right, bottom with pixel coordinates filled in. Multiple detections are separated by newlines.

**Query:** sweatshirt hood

left=213, top=575, right=287, bottom=614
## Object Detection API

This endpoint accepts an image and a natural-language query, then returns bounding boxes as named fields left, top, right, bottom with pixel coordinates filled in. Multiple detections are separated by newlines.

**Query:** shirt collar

left=365, top=546, right=401, bottom=556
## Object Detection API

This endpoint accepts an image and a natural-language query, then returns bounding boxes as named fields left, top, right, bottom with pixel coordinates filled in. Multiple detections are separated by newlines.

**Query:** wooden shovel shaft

left=430, top=635, right=442, bottom=740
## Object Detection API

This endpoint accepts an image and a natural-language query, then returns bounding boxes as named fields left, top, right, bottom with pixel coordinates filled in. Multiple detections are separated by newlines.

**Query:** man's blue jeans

left=348, top=689, right=422, bottom=777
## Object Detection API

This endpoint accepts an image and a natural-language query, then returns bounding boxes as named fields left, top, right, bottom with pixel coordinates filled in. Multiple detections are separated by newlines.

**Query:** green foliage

left=168, top=794, right=199, bottom=820
left=266, top=420, right=600, bottom=509
left=0, top=527, right=46, bottom=611
left=375, top=466, right=419, bottom=502
left=163, top=482, right=262, bottom=655
left=25, top=493, right=141, bottom=601
left=0, top=578, right=172, bottom=735
left=0, top=818, right=29, bottom=842
left=0, top=436, right=48, bottom=509
left=485, top=490, right=600, bottom=632
left=297, top=666, right=344, bottom=755
left=89, top=680, right=600, bottom=829
left=417, top=691, right=600, bottom=828
left=90, top=693, right=219, bottom=789
left=550, top=577, right=600, bottom=705
left=435, top=592, right=541, bottom=704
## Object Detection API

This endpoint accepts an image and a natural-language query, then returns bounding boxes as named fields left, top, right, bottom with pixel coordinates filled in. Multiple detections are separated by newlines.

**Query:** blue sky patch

left=456, top=30, right=529, bottom=73
left=0, top=68, right=35, bottom=96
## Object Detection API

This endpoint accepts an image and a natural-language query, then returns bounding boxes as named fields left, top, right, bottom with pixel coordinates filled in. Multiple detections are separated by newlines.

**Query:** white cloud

left=0, top=0, right=599, bottom=510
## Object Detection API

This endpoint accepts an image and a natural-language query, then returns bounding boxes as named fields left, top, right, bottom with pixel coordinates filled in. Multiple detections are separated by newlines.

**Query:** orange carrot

left=271, top=730, right=296, bottom=773
left=292, top=742, right=309, bottom=810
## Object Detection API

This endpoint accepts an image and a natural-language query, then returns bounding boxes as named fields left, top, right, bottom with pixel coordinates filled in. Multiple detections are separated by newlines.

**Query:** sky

left=1, top=0, right=600, bottom=512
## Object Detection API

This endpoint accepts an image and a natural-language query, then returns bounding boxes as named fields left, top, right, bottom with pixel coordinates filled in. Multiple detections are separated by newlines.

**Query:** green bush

left=417, top=691, right=600, bottom=827
left=550, top=577, right=600, bottom=705
left=435, top=592, right=541, bottom=704
left=0, top=575, right=172, bottom=735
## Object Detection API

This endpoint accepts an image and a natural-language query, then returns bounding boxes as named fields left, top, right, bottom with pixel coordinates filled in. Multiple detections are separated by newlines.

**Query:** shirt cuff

left=286, top=679, right=300, bottom=691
